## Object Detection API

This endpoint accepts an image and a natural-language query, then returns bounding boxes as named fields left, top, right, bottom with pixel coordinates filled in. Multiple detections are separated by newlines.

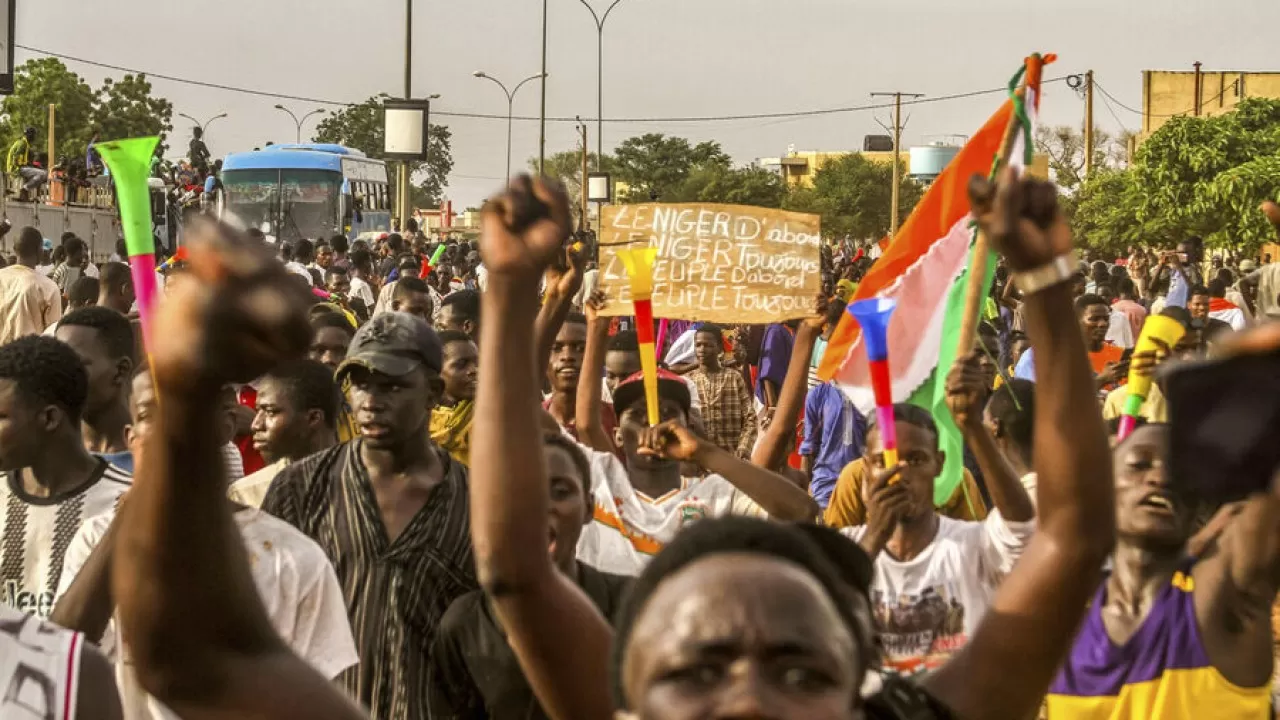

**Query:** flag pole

left=955, top=58, right=1036, bottom=358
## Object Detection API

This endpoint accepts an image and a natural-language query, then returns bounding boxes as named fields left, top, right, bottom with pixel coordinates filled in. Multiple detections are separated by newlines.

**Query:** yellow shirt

left=1102, top=384, right=1168, bottom=423
left=823, top=457, right=988, bottom=529
left=430, top=400, right=474, bottom=467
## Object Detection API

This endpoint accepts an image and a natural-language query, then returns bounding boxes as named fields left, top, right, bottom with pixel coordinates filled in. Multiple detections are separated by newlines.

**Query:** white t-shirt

left=56, top=507, right=359, bottom=720
left=228, top=458, right=288, bottom=509
left=285, top=261, right=313, bottom=286
left=841, top=511, right=1033, bottom=677
left=222, top=442, right=245, bottom=482
left=575, top=446, right=763, bottom=576
left=0, top=604, right=82, bottom=720
left=1106, top=308, right=1135, bottom=349
left=350, top=275, right=376, bottom=308
left=0, top=461, right=131, bottom=618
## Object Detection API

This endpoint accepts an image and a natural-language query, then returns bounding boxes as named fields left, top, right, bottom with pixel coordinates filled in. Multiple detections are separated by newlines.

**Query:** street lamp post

left=576, top=0, right=632, bottom=168
left=273, top=105, right=326, bottom=143
left=473, top=71, right=547, bottom=180
left=178, top=112, right=228, bottom=134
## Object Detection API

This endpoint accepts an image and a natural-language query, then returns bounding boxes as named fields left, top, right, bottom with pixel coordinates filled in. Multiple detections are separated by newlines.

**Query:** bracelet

left=1012, top=253, right=1082, bottom=295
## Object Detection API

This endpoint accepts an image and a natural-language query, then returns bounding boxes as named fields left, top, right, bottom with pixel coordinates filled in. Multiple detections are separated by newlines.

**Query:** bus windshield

left=222, top=169, right=342, bottom=242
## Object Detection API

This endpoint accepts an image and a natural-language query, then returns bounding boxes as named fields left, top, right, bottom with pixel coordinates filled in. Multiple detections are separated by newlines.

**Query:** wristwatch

left=1012, top=253, right=1081, bottom=295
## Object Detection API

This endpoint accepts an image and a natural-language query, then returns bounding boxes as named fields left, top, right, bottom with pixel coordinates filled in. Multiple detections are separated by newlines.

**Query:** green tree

left=1071, top=97, right=1280, bottom=253
left=0, top=58, right=96, bottom=168
left=91, top=74, right=174, bottom=158
left=611, top=133, right=730, bottom=202
left=783, top=153, right=923, bottom=239
left=313, top=94, right=454, bottom=207
left=670, top=164, right=786, bottom=208
left=526, top=149, right=614, bottom=228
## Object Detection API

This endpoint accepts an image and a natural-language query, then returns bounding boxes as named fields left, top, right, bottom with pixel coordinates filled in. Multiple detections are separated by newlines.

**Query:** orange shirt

left=1089, top=342, right=1126, bottom=391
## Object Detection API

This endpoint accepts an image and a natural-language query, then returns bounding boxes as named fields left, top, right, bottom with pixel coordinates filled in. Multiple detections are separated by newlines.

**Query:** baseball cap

left=611, top=368, right=692, bottom=417
left=335, top=312, right=443, bottom=381
left=1239, top=259, right=1258, bottom=273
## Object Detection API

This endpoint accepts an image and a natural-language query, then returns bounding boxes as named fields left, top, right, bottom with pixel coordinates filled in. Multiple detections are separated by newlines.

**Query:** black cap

left=336, top=312, right=443, bottom=381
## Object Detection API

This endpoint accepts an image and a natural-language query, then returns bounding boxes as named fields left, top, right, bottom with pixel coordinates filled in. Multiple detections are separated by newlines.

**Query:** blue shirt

left=1014, top=348, right=1036, bottom=382
left=800, top=382, right=866, bottom=509
left=100, top=451, right=134, bottom=474
left=755, top=324, right=795, bottom=404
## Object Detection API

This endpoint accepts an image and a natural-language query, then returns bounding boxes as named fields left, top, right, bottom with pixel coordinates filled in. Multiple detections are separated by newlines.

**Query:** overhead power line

left=17, top=43, right=1070, bottom=126
left=1094, top=79, right=1238, bottom=120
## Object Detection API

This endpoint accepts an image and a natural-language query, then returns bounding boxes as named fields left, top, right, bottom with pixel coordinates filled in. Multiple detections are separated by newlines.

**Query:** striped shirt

left=261, top=440, right=477, bottom=720
left=0, top=459, right=131, bottom=617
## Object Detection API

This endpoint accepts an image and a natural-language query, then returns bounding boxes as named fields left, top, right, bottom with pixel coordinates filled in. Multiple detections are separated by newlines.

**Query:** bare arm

left=574, top=293, right=617, bottom=454
left=751, top=320, right=822, bottom=472
left=534, top=248, right=584, bottom=382
left=945, top=351, right=1035, bottom=523
left=112, top=223, right=365, bottom=720
left=78, top=645, right=123, bottom=720
left=51, top=517, right=121, bottom=644
left=471, top=177, right=615, bottom=720
left=924, top=172, right=1115, bottom=720
left=694, top=438, right=819, bottom=521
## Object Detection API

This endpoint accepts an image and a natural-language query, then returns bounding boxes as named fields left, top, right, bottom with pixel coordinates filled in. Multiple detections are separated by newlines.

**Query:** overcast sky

left=16, top=0, right=1280, bottom=208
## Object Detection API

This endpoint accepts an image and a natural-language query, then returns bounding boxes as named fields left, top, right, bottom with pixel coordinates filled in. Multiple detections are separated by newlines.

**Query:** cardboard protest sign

left=597, top=203, right=822, bottom=324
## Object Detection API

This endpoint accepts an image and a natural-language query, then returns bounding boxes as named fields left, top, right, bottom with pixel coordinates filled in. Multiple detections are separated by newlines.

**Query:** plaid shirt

left=688, top=366, right=757, bottom=457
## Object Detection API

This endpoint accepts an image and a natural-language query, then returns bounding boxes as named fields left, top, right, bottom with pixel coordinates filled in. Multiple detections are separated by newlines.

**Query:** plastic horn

left=421, top=244, right=447, bottom=278
left=618, top=248, right=661, bottom=426
left=1117, top=314, right=1186, bottom=440
left=95, top=137, right=161, bottom=352
left=849, top=297, right=900, bottom=468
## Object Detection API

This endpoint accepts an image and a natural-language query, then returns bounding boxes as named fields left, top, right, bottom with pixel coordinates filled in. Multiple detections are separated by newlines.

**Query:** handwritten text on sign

left=598, top=203, right=822, bottom=323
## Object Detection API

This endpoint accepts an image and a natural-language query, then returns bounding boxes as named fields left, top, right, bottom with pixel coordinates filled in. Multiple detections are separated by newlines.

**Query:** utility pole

left=539, top=0, right=548, bottom=175
left=1084, top=70, right=1095, bottom=179
left=1193, top=61, right=1203, bottom=116
left=871, top=91, right=923, bottom=238
left=577, top=117, right=589, bottom=233
left=400, top=0, right=413, bottom=229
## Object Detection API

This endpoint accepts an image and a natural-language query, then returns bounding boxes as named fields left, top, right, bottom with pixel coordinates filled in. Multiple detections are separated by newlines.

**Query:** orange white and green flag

left=818, top=53, right=1053, bottom=506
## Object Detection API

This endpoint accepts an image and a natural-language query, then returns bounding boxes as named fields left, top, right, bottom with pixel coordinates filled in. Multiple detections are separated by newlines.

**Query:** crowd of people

left=0, top=167, right=1276, bottom=720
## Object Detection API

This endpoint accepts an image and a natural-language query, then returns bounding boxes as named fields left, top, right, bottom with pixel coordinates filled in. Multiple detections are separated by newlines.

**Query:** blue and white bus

left=220, top=143, right=392, bottom=243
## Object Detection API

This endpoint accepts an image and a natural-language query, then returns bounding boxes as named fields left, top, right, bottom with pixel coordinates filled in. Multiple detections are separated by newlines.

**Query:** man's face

left=346, top=365, right=438, bottom=451
left=1081, top=304, right=1111, bottom=346
left=55, top=325, right=126, bottom=416
left=0, top=380, right=45, bottom=471
left=309, top=326, right=352, bottom=372
left=548, top=322, right=587, bottom=394
left=1188, top=293, right=1211, bottom=321
left=545, top=442, right=591, bottom=572
left=863, top=421, right=941, bottom=523
left=392, top=290, right=433, bottom=324
left=315, top=246, right=334, bottom=269
left=615, top=396, right=688, bottom=471
left=694, top=331, right=722, bottom=369
left=976, top=336, right=998, bottom=390
left=604, top=350, right=641, bottom=396
left=327, top=271, right=351, bottom=297
left=437, top=304, right=471, bottom=337
left=250, top=378, right=311, bottom=463
left=440, top=340, right=479, bottom=402
left=1070, top=274, right=1088, bottom=298
left=1113, top=424, right=1191, bottom=548
left=127, top=371, right=157, bottom=465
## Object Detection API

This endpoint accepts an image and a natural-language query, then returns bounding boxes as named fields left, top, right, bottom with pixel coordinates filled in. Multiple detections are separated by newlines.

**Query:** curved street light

left=473, top=71, right=547, bottom=180
left=273, top=105, right=327, bottom=144
left=178, top=112, right=228, bottom=134
left=576, top=0, right=633, bottom=168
